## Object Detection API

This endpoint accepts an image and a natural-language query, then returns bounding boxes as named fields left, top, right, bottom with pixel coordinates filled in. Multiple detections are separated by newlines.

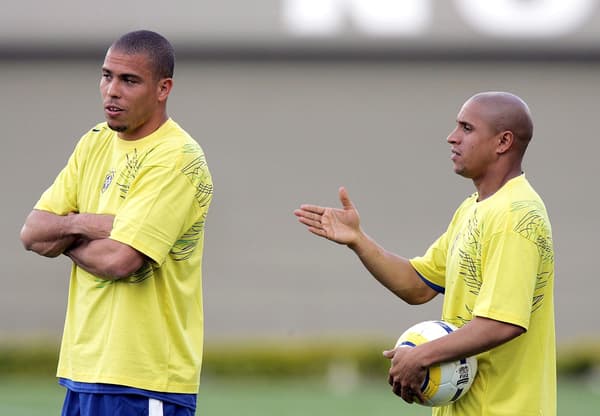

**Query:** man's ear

left=497, top=131, right=514, bottom=154
left=157, top=78, right=173, bottom=102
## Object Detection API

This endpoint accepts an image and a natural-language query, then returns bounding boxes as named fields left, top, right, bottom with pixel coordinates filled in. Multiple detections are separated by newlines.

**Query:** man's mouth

left=104, top=105, right=124, bottom=117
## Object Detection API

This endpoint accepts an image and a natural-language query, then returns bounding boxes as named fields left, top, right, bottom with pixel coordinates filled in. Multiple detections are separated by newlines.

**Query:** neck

left=118, top=112, right=169, bottom=141
left=473, top=165, right=522, bottom=201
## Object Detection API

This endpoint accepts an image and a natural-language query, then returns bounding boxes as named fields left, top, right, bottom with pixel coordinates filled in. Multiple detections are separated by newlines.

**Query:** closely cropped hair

left=111, top=30, right=175, bottom=79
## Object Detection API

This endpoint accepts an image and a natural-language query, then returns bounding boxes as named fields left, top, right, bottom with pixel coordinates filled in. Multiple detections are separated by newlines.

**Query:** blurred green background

left=2, top=376, right=600, bottom=416
left=1, top=339, right=599, bottom=414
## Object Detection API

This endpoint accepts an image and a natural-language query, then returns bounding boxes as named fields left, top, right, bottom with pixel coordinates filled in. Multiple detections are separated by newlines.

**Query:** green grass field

left=1, top=376, right=599, bottom=415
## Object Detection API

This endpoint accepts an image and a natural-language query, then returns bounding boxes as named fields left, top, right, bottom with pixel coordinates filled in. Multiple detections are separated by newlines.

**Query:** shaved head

left=110, top=30, right=175, bottom=81
left=466, top=92, right=533, bottom=152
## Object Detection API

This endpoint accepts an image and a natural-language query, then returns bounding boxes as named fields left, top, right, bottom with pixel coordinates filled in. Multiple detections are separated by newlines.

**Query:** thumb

left=382, top=349, right=396, bottom=359
left=338, top=186, right=355, bottom=210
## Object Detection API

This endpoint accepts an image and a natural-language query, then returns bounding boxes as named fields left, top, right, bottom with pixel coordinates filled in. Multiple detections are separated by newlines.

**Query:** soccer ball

left=394, top=320, right=478, bottom=407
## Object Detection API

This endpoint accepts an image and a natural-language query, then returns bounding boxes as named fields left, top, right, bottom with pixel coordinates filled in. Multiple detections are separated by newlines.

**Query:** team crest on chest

left=101, top=169, right=115, bottom=193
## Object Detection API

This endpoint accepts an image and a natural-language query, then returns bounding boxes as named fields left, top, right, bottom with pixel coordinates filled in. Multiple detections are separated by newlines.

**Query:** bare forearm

left=349, top=232, right=436, bottom=304
left=415, top=317, right=525, bottom=367
left=21, top=210, right=114, bottom=258
left=386, top=316, right=525, bottom=403
left=20, top=210, right=78, bottom=257
left=65, top=238, right=145, bottom=280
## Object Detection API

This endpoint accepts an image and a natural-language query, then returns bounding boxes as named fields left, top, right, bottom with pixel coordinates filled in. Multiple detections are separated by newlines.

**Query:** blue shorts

left=61, top=389, right=195, bottom=416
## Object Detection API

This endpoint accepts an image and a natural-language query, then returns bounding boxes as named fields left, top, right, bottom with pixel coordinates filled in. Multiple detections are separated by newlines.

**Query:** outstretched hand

left=293, top=186, right=361, bottom=246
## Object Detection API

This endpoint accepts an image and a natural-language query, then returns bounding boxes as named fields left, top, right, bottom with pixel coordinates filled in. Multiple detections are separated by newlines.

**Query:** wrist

left=412, top=343, right=435, bottom=370
left=347, top=230, right=368, bottom=253
left=63, top=212, right=81, bottom=237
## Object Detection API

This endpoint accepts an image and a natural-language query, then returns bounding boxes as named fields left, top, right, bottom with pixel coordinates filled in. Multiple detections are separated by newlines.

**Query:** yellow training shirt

left=35, top=119, right=212, bottom=393
left=410, top=175, right=556, bottom=416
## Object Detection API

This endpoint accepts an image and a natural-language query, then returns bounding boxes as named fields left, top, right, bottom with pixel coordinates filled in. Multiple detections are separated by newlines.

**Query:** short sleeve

left=409, top=231, right=450, bottom=291
left=473, top=231, right=539, bottom=329
left=34, top=144, right=81, bottom=215
left=109, top=163, right=204, bottom=266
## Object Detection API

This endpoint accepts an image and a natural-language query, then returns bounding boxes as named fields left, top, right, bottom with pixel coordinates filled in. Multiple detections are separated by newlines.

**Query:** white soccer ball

left=394, top=320, right=478, bottom=407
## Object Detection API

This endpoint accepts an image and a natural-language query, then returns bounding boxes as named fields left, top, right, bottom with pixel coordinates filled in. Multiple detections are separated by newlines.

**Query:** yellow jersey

left=35, top=119, right=212, bottom=393
left=411, top=175, right=555, bottom=416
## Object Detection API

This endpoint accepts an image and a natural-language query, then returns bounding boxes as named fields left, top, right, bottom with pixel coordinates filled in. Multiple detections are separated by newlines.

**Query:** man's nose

left=447, top=130, right=458, bottom=144
left=106, top=80, right=120, bottom=97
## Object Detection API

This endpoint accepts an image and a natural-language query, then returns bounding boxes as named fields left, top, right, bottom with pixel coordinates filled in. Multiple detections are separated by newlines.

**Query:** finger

left=338, top=187, right=352, bottom=208
left=338, top=186, right=355, bottom=210
left=382, top=349, right=395, bottom=359
left=294, top=211, right=317, bottom=224
left=391, top=381, right=402, bottom=397
left=413, top=389, right=426, bottom=404
left=307, top=226, right=328, bottom=238
left=298, top=204, right=325, bottom=215
left=293, top=209, right=314, bottom=220
left=294, top=210, right=322, bottom=222
left=297, top=216, right=323, bottom=230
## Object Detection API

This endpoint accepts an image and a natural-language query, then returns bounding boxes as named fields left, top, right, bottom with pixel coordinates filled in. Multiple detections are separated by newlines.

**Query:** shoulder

left=77, top=122, right=113, bottom=146
left=71, top=122, right=114, bottom=157
left=149, top=120, right=209, bottom=169
left=509, top=199, right=552, bottom=242
left=449, top=192, right=478, bottom=222
left=457, top=192, right=478, bottom=210
left=84, top=122, right=112, bottom=138
left=504, top=176, right=551, bottom=228
left=487, top=177, right=553, bottom=243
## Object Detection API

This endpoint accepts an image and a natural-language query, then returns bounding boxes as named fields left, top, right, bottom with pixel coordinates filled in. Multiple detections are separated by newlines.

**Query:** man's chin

left=107, top=122, right=127, bottom=133
left=452, top=166, right=468, bottom=178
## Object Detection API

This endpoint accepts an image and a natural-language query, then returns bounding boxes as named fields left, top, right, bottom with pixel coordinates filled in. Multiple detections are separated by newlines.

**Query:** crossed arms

left=20, top=209, right=144, bottom=280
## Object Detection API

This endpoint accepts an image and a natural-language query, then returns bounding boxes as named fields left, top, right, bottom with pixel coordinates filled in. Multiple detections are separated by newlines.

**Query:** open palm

left=294, top=187, right=361, bottom=246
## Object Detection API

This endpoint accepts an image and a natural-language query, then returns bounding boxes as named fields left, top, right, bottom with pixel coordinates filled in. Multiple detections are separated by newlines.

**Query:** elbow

left=405, top=296, right=429, bottom=306
left=19, top=213, right=45, bottom=253
left=398, top=286, right=438, bottom=305
left=405, top=295, right=434, bottom=306
left=105, top=252, right=145, bottom=279
left=471, top=316, right=527, bottom=348
left=494, top=319, right=526, bottom=343
left=20, top=227, right=60, bottom=257
left=20, top=226, right=34, bottom=251
left=507, top=324, right=527, bottom=341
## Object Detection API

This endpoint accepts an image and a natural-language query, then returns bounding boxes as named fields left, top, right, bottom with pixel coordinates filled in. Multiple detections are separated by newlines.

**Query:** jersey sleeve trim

left=417, top=271, right=445, bottom=294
